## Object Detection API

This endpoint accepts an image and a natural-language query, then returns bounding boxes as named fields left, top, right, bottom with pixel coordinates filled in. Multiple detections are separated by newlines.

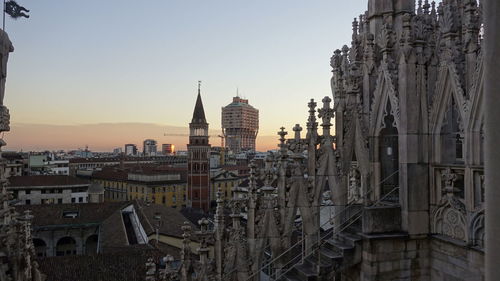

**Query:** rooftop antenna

left=236, top=87, right=239, bottom=97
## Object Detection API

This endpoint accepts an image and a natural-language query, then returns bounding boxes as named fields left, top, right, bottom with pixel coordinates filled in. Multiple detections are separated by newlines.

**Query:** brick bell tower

left=187, top=81, right=211, bottom=212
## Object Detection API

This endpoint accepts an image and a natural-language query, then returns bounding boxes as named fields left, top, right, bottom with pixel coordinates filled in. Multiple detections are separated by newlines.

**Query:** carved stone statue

left=0, top=29, right=12, bottom=133
left=0, top=28, right=13, bottom=106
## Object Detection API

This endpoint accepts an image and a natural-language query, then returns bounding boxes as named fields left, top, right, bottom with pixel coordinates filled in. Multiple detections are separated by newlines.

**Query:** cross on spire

left=307, top=99, right=318, bottom=130
left=278, top=127, right=288, bottom=153
left=293, top=124, right=303, bottom=141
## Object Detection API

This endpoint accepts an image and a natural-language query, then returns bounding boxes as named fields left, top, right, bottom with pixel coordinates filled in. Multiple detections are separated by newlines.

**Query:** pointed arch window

left=440, top=97, right=464, bottom=164
left=379, top=102, right=399, bottom=202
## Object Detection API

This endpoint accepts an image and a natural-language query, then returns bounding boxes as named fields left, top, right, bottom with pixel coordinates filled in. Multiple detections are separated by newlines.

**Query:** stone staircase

left=282, top=226, right=363, bottom=281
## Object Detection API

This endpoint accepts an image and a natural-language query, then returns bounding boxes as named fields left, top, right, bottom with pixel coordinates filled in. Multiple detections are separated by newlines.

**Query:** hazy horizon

left=3, top=0, right=369, bottom=151
left=4, top=122, right=281, bottom=152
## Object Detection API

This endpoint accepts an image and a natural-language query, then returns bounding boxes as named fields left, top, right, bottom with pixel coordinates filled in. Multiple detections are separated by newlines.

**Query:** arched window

left=56, top=236, right=77, bottom=256
left=379, top=103, right=399, bottom=202
left=440, top=98, right=464, bottom=164
left=85, top=235, right=98, bottom=255
left=33, top=239, right=47, bottom=257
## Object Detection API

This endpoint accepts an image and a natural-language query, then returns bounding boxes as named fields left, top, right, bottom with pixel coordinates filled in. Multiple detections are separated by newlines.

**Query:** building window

left=25, top=199, right=31, bottom=205
left=62, top=211, right=79, bottom=218
left=58, top=198, right=63, bottom=204
left=71, top=198, right=75, bottom=203
left=79, top=197, right=83, bottom=203
left=33, top=239, right=47, bottom=257
left=162, top=196, right=166, bottom=204
left=56, top=237, right=77, bottom=256
left=440, top=98, right=464, bottom=164
left=26, top=190, right=31, bottom=195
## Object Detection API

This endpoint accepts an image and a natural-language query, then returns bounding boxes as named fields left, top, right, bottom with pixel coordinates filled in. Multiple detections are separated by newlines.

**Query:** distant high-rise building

left=222, top=96, right=259, bottom=153
left=124, top=144, right=138, bottom=156
left=143, top=139, right=158, bottom=156
left=113, top=147, right=122, bottom=155
left=187, top=82, right=211, bottom=212
left=162, top=144, right=175, bottom=155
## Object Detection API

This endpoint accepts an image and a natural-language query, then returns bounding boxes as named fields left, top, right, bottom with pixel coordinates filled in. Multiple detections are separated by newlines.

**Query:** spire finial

left=293, top=124, right=303, bottom=142
left=198, top=80, right=202, bottom=94
left=352, top=17, right=358, bottom=40
left=423, top=0, right=430, bottom=14
left=318, top=96, right=334, bottom=136
left=278, top=127, right=288, bottom=156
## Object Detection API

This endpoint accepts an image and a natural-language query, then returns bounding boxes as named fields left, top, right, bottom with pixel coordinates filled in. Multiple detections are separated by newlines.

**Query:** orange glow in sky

left=5, top=123, right=279, bottom=152
left=3, top=0, right=367, bottom=152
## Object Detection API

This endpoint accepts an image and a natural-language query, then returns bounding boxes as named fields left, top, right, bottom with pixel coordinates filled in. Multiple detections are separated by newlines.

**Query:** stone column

left=484, top=1, right=500, bottom=280
left=214, top=189, right=224, bottom=281
left=398, top=41, right=429, bottom=235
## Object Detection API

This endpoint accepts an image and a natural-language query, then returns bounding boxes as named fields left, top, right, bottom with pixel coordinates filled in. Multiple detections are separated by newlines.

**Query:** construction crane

left=163, top=133, right=190, bottom=137
left=218, top=135, right=225, bottom=165
left=217, top=135, right=225, bottom=148
left=163, top=133, right=220, bottom=138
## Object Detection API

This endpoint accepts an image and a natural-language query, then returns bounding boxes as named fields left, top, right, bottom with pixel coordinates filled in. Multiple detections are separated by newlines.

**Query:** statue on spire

left=0, top=29, right=13, bottom=132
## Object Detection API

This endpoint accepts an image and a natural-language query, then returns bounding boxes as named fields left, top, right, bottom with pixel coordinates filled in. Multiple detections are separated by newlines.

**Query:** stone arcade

left=147, top=0, right=487, bottom=280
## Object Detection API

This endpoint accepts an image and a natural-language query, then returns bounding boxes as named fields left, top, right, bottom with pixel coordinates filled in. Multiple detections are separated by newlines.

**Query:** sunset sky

left=4, top=0, right=368, bottom=152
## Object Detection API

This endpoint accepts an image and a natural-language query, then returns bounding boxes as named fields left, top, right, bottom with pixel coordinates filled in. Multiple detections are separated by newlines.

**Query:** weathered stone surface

left=362, top=205, right=402, bottom=234
left=174, top=0, right=487, bottom=280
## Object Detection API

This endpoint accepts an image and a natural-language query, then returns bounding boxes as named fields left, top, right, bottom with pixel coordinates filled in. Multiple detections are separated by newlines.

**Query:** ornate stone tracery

left=432, top=168, right=468, bottom=242
left=169, top=0, right=487, bottom=280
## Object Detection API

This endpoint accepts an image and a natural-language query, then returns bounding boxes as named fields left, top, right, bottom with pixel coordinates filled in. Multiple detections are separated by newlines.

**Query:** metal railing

left=222, top=169, right=400, bottom=281
left=273, top=185, right=400, bottom=281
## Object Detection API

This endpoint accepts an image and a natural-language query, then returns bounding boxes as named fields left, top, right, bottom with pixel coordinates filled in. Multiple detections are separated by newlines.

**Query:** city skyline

left=0, top=0, right=496, bottom=280
left=2, top=0, right=367, bottom=152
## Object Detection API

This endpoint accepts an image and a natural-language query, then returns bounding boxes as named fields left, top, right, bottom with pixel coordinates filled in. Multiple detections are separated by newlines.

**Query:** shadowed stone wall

left=430, top=238, right=484, bottom=281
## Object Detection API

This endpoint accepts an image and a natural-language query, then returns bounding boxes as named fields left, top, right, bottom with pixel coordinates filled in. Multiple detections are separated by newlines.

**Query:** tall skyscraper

left=161, top=144, right=175, bottom=155
left=143, top=139, right=157, bottom=156
left=124, top=144, right=138, bottom=156
left=187, top=82, right=211, bottom=211
left=222, top=96, right=259, bottom=153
